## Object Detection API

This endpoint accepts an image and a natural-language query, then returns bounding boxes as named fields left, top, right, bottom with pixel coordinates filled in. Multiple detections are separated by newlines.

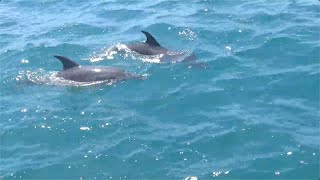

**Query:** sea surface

left=0, top=0, right=319, bottom=179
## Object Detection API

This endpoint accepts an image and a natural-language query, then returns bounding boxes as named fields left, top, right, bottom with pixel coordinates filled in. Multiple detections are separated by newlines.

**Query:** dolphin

left=53, top=55, right=138, bottom=82
left=126, top=31, right=197, bottom=63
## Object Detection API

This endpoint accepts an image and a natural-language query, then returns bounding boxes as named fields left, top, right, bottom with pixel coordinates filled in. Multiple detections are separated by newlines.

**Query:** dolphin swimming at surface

left=126, top=31, right=197, bottom=63
left=53, top=55, right=139, bottom=82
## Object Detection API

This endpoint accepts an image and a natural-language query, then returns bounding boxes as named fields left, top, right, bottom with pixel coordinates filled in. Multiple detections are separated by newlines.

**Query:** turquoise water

left=1, top=0, right=319, bottom=179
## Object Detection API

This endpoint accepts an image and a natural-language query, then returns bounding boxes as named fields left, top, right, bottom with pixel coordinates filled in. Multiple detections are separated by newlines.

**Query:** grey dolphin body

left=127, top=31, right=197, bottom=63
left=54, top=55, right=137, bottom=82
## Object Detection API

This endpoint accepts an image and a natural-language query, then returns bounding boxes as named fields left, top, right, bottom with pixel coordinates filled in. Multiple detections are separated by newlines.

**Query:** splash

left=88, top=43, right=162, bottom=64
left=179, top=29, right=198, bottom=40
left=88, top=43, right=128, bottom=62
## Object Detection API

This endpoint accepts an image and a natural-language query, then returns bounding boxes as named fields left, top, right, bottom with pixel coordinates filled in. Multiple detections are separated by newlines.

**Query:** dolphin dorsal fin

left=141, top=31, right=161, bottom=47
left=54, top=55, right=80, bottom=70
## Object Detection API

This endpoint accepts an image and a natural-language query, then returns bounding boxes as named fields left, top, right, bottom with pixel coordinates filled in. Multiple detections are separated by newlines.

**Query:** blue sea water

left=0, top=0, right=319, bottom=179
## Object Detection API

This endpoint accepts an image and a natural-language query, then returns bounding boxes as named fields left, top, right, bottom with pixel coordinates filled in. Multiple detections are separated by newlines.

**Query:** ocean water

left=0, top=0, right=319, bottom=179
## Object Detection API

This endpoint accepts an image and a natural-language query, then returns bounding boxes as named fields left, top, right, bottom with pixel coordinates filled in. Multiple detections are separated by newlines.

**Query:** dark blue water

left=0, top=0, right=319, bottom=179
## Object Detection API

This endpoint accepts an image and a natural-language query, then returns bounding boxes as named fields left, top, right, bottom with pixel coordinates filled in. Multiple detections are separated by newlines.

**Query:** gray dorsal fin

left=54, top=55, right=80, bottom=70
left=141, top=31, right=161, bottom=47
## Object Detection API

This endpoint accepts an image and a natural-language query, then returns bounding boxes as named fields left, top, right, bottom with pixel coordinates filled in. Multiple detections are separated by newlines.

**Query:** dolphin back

left=56, top=65, right=138, bottom=82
